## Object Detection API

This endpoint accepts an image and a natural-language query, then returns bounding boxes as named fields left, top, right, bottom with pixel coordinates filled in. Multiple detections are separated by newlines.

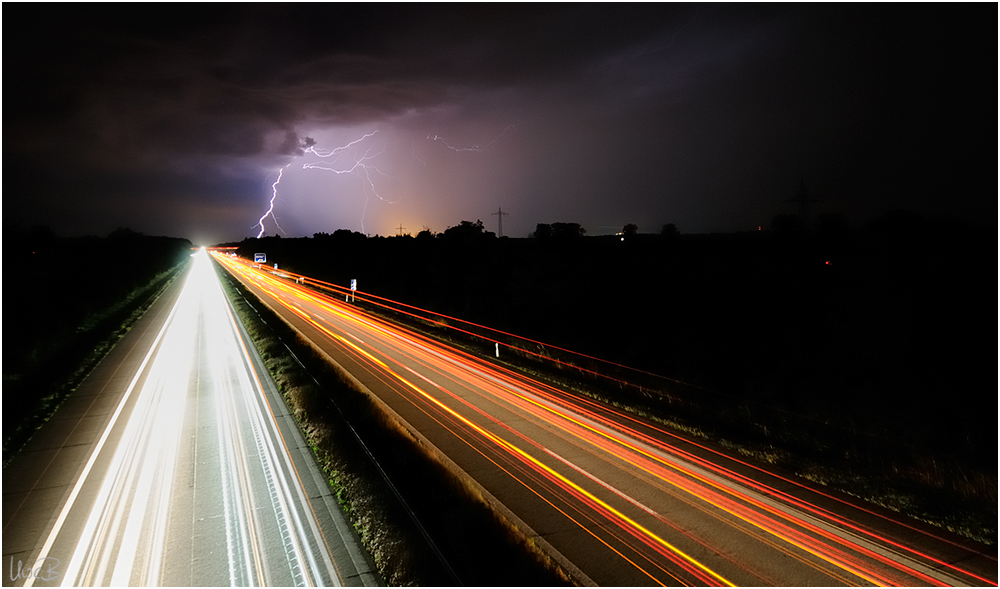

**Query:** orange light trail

left=227, top=266, right=989, bottom=576
left=213, top=252, right=995, bottom=587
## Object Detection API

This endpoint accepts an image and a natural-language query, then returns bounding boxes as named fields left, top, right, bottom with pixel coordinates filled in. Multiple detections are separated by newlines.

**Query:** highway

left=215, top=252, right=996, bottom=587
left=4, top=250, right=373, bottom=587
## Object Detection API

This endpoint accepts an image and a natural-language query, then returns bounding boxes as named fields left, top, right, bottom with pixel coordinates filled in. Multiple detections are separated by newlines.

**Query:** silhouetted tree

left=331, top=228, right=367, bottom=243
left=622, top=223, right=638, bottom=237
left=551, top=222, right=585, bottom=240
left=533, top=223, right=552, bottom=240
left=660, top=224, right=679, bottom=239
left=442, top=219, right=494, bottom=242
left=108, top=227, right=143, bottom=241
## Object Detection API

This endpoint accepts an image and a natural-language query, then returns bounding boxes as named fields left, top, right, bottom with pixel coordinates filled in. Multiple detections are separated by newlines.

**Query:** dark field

left=2, top=227, right=192, bottom=464
left=228, top=212, right=996, bottom=542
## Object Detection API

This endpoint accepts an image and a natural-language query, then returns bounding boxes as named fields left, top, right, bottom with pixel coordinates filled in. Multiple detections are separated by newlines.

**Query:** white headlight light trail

left=35, top=249, right=339, bottom=587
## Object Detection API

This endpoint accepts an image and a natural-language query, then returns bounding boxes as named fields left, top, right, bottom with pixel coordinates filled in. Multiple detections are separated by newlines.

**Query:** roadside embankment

left=215, top=260, right=572, bottom=586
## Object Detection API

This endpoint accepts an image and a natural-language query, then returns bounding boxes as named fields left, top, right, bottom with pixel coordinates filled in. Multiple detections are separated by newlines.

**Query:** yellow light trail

left=213, top=251, right=994, bottom=588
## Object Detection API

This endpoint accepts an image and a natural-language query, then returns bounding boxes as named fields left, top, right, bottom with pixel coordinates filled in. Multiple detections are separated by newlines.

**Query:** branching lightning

left=304, top=130, right=379, bottom=158
left=256, top=165, right=289, bottom=238
left=300, top=131, right=395, bottom=234
left=253, top=125, right=513, bottom=237
left=426, top=125, right=514, bottom=152
left=254, top=130, right=392, bottom=237
left=411, top=143, right=427, bottom=168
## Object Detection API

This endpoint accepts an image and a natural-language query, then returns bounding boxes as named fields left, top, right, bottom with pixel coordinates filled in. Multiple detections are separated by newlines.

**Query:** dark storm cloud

left=7, top=5, right=702, bottom=164
left=277, top=132, right=316, bottom=157
left=5, top=4, right=993, bottom=241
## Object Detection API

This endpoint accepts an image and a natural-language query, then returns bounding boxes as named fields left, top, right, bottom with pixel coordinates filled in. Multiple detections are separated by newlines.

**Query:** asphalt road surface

left=214, top=252, right=996, bottom=587
left=3, top=250, right=375, bottom=587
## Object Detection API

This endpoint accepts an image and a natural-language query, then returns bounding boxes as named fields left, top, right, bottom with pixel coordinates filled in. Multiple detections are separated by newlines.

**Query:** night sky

left=5, top=4, right=994, bottom=245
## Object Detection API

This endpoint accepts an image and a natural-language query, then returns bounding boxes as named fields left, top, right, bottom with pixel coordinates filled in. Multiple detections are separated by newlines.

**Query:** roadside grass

left=2, top=263, right=188, bottom=467
left=215, top=261, right=570, bottom=586
left=345, top=293, right=997, bottom=547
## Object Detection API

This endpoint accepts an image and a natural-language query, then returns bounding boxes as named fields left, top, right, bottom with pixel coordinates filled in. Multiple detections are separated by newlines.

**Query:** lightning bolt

left=253, top=126, right=512, bottom=237
left=256, top=165, right=289, bottom=238
left=411, top=143, right=427, bottom=168
left=426, top=125, right=514, bottom=152
left=300, top=131, right=395, bottom=235
left=304, top=130, right=379, bottom=157
left=253, top=131, right=392, bottom=237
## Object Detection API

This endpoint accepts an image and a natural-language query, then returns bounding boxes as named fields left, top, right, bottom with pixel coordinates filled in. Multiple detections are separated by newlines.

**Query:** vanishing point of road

left=3, top=250, right=376, bottom=587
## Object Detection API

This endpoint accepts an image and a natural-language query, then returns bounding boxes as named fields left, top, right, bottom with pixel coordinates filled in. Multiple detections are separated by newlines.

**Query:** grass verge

left=3, top=262, right=188, bottom=467
left=215, top=261, right=571, bottom=586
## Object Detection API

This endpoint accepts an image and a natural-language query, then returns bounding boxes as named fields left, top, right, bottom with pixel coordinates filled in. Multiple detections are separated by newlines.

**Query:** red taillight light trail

left=213, top=252, right=994, bottom=587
